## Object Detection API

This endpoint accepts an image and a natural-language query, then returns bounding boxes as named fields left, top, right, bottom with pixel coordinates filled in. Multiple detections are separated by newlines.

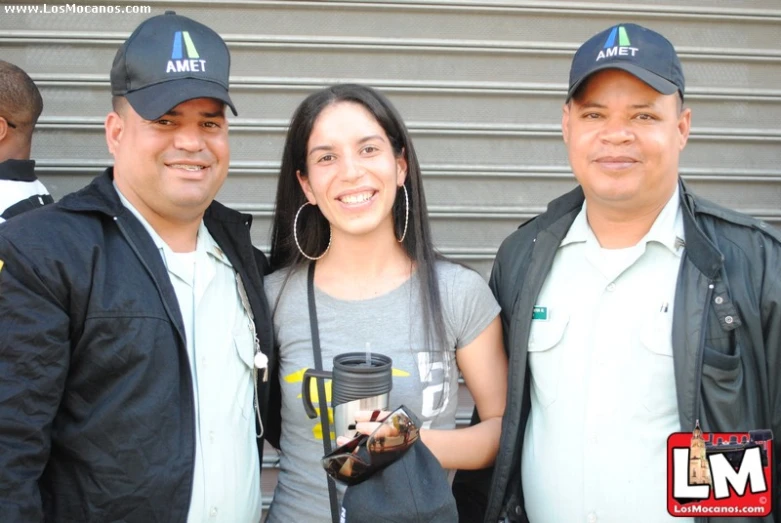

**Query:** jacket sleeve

left=760, top=238, right=781, bottom=522
left=0, top=235, right=70, bottom=522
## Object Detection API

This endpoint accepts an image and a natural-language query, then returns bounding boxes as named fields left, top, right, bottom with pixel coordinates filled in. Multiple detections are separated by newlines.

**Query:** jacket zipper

left=115, top=217, right=196, bottom=521
left=692, top=281, right=713, bottom=429
left=693, top=280, right=714, bottom=523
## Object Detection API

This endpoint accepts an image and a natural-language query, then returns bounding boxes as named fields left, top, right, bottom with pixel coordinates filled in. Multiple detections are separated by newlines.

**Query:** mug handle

left=302, top=369, right=333, bottom=419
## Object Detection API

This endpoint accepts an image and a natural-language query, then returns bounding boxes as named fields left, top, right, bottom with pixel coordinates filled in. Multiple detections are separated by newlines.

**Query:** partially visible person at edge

left=0, top=60, right=53, bottom=224
left=453, top=23, right=781, bottom=523
left=262, top=83, right=508, bottom=522
left=0, top=11, right=274, bottom=522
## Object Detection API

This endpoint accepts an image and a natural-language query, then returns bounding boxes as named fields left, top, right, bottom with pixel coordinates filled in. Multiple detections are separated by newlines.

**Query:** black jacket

left=0, top=169, right=275, bottom=522
left=454, top=180, right=781, bottom=523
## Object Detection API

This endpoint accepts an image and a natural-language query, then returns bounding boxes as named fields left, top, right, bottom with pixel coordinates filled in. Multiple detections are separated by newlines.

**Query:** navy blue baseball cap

left=567, top=23, right=685, bottom=101
left=110, top=11, right=237, bottom=120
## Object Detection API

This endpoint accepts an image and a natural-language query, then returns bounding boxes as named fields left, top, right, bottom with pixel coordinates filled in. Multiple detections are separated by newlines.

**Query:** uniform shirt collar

left=113, top=182, right=232, bottom=268
left=560, top=185, right=685, bottom=256
left=644, top=185, right=686, bottom=256
left=199, top=221, right=232, bottom=267
left=560, top=200, right=593, bottom=247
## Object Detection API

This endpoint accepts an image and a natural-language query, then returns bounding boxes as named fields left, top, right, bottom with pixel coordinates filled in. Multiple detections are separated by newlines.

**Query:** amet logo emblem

left=166, top=31, right=206, bottom=73
left=596, top=26, right=639, bottom=61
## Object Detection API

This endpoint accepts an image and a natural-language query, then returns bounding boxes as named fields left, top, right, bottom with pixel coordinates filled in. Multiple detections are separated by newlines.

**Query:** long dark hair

left=269, top=83, right=448, bottom=351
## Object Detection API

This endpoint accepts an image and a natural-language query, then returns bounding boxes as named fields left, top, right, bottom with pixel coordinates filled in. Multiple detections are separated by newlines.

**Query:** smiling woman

left=298, top=101, right=407, bottom=253
left=263, top=84, right=508, bottom=523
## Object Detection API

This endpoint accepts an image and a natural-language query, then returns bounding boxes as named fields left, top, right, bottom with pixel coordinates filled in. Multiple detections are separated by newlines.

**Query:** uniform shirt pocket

left=527, top=311, right=569, bottom=408
left=638, top=310, right=677, bottom=416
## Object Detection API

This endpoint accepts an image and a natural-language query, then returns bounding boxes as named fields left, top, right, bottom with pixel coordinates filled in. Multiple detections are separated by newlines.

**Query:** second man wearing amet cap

left=458, top=23, right=781, bottom=523
left=0, top=12, right=274, bottom=522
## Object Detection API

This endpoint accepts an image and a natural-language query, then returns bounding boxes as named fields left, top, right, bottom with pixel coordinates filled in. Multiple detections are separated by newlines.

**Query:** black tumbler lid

left=331, top=352, right=393, bottom=406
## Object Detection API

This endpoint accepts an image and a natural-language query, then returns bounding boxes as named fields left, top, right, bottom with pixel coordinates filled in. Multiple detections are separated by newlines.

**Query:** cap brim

left=125, top=78, right=238, bottom=120
left=567, top=62, right=679, bottom=101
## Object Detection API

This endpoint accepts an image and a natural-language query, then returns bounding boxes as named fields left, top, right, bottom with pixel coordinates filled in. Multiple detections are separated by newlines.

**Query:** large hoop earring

left=396, top=184, right=409, bottom=243
left=294, top=202, right=331, bottom=260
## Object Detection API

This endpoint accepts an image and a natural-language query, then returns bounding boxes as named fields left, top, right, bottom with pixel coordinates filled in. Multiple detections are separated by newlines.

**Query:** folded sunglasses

left=321, top=405, right=420, bottom=486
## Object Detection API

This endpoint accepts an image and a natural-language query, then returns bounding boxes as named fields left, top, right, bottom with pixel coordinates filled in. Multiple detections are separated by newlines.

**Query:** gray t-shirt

left=265, top=260, right=500, bottom=522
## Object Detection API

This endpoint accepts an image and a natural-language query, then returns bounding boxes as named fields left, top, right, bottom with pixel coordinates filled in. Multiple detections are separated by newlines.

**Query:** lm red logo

left=667, top=422, right=773, bottom=517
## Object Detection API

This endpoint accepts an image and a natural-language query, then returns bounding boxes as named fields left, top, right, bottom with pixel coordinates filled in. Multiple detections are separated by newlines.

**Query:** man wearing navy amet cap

left=454, top=23, right=781, bottom=523
left=0, top=12, right=274, bottom=522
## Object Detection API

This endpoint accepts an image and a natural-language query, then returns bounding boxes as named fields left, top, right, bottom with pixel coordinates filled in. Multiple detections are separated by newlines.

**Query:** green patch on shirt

left=532, top=306, right=548, bottom=321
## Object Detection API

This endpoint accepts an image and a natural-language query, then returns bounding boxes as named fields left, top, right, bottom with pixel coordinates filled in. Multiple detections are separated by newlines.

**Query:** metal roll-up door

left=2, top=0, right=779, bottom=513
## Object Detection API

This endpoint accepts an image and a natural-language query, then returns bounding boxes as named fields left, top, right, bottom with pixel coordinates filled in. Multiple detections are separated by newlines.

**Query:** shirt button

left=714, top=296, right=724, bottom=305
left=606, top=282, right=616, bottom=292
left=209, top=431, right=215, bottom=443
left=587, top=512, right=598, bottom=523
left=209, top=507, right=218, bottom=517
left=725, top=315, right=734, bottom=324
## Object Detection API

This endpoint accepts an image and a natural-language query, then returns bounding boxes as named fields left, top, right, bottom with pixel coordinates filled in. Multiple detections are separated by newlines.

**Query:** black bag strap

left=307, top=261, right=340, bottom=523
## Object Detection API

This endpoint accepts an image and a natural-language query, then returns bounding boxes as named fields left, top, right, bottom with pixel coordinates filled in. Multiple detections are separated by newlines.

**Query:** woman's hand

left=336, top=409, right=389, bottom=447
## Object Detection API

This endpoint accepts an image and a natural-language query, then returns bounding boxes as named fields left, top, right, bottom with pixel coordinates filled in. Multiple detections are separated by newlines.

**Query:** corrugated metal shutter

left=3, top=0, right=779, bottom=513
